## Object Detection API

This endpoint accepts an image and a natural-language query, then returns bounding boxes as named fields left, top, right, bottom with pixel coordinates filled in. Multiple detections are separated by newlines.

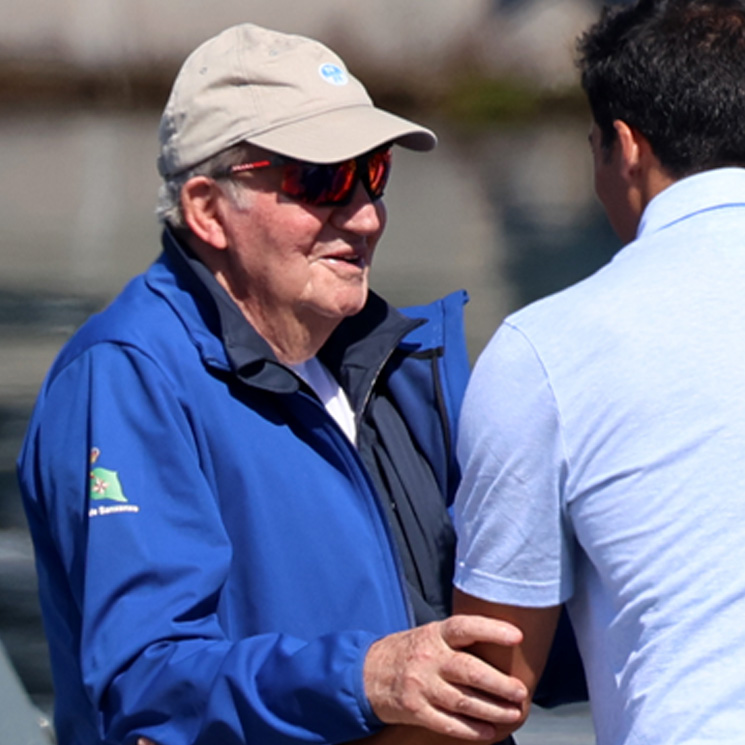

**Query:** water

left=0, top=106, right=619, bottom=742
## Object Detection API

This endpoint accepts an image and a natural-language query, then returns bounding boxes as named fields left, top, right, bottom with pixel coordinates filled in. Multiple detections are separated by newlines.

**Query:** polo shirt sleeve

left=453, top=321, right=575, bottom=608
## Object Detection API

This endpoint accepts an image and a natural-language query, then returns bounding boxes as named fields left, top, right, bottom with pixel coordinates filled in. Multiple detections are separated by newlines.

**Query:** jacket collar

left=158, top=228, right=423, bottom=404
left=321, top=294, right=422, bottom=413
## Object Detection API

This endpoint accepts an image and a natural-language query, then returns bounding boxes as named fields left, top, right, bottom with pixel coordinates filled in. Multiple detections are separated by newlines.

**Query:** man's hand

left=139, top=615, right=526, bottom=745
left=363, top=615, right=527, bottom=742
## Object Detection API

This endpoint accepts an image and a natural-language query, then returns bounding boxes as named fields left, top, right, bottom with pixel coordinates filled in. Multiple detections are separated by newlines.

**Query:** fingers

left=402, top=661, right=526, bottom=736
left=363, top=618, right=528, bottom=740
left=439, top=614, right=523, bottom=650
left=439, top=630, right=525, bottom=704
left=408, top=703, right=518, bottom=742
left=409, top=678, right=525, bottom=741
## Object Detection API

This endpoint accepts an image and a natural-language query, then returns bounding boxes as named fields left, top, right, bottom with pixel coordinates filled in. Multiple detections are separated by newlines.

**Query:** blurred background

left=1, top=1, right=627, bottom=742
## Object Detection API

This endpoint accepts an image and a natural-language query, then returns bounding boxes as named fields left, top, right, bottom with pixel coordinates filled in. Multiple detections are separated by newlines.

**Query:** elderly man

left=17, top=24, right=527, bottom=745
left=453, top=1, right=745, bottom=743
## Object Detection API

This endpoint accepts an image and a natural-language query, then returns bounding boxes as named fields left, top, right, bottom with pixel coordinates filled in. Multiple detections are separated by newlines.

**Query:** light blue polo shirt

left=454, top=168, right=745, bottom=745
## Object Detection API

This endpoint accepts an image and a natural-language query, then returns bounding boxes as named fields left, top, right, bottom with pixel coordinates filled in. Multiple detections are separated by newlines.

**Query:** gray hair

left=156, top=142, right=266, bottom=229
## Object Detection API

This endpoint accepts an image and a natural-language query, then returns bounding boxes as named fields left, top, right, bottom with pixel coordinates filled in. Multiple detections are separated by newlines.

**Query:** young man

left=453, top=1, right=745, bottom=743
left=18, top=23, right=527, bottom=745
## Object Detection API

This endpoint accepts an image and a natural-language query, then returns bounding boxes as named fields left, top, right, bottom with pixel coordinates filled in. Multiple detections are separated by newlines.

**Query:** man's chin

left=324, top=287, right=370, bottom=320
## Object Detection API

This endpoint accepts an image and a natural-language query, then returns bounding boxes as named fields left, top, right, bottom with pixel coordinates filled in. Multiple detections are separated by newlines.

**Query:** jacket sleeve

left=25, top=342, right=383, bottom=745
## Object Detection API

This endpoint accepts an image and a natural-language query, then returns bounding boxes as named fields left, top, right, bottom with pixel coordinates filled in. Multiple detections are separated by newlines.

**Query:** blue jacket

left=17, top=231, right=471, bottom=745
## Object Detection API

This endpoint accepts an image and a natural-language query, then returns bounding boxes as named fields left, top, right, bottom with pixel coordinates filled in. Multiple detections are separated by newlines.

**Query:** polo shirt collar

left=638, top=167, right=745, bottom=240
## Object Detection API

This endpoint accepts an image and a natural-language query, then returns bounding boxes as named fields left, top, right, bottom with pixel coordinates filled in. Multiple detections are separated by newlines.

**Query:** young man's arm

left=452, top=589, right=561, bottom=729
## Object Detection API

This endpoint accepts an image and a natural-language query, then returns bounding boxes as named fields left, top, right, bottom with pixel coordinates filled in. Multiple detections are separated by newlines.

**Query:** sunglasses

left=216, top=146, right=392, bottom=207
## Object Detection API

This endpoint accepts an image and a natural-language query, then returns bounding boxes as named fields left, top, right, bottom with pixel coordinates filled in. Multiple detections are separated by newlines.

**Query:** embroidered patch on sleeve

left=88, top=447, right=139, bottom=516
left=90, top=467, right=128, bottom=502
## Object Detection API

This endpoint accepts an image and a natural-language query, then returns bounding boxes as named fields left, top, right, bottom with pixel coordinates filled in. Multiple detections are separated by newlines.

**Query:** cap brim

left=244, top=105, right=437, bottom=163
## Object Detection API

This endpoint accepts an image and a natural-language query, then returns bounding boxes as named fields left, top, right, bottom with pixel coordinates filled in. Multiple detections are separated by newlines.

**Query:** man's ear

left=180, top=176, right=229, bottom=249
left=614, top=119, right=645, bottom=182
left=614, top=118, right=674, bottom=204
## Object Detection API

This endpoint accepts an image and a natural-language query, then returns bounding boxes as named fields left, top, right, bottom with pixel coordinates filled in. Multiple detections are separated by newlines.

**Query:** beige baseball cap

left=157, top=23, right=437, bottom=178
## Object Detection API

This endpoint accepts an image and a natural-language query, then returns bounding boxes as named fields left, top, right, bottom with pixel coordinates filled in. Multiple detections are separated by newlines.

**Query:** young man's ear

left=614, top=119, right=675, bottom=203
left=180, top=177, right=229, bottom=249
left=613, top=119, right=644, bottom=182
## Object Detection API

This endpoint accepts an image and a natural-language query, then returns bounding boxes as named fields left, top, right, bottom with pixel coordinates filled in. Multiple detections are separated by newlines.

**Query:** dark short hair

left=577, top=0, right=745, bottom=177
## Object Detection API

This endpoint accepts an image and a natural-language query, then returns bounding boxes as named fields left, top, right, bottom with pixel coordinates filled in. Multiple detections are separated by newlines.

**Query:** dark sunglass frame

left=215, top=146, right=392, bottom=207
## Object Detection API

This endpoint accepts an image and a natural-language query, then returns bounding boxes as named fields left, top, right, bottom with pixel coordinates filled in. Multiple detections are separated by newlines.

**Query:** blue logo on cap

left=319, top=63, right=348, bottom=86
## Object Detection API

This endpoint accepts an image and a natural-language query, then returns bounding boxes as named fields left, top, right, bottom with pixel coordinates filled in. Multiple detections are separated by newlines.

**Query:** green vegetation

left=0, top=57, right=587, bottom=126
left=437, top=76, right=586, bottom=123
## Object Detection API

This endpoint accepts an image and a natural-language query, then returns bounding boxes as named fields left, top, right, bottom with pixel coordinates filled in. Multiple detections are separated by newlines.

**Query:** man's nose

left=330, top=181, right=385, bottom=233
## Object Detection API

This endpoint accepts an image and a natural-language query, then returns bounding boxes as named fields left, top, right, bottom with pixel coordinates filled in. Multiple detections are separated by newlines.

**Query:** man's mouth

left=324, top=253, right=364, bottom=265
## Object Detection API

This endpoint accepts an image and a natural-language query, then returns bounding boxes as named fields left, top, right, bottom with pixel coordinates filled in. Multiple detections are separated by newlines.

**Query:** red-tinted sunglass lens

left=278, top=149, right=390, bottom=206
left=280, top=161, right=357, bottom=206
left=366, top=149, right=392, bottom=197
left=324, top=161, right=357, bottom=203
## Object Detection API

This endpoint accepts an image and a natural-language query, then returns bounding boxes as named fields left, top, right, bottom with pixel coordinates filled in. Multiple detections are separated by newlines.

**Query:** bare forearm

left=452, top=589, right=561, bottom=704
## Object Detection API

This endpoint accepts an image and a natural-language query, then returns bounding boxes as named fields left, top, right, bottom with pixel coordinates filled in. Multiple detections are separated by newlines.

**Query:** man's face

left=589, top=122, right=639, bottom=244
left=217, top=164, right=386, bottom=352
